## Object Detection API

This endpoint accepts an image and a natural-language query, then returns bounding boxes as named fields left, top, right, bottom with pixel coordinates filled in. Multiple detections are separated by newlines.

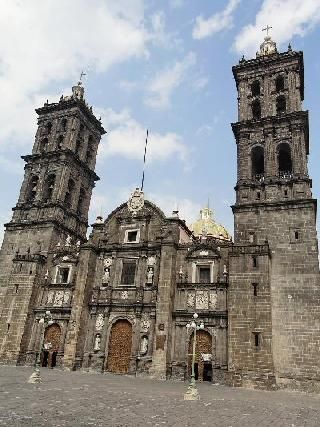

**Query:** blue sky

left=1, top=0, right=320, bottom=243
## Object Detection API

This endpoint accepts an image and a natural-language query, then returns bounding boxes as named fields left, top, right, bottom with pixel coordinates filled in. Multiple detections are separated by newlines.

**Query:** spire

left=256, top=26, right=277, bottom=57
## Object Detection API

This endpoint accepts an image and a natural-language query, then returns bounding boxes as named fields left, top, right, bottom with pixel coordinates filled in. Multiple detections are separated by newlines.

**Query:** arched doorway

left=107, top=320, right=133, bottom=374
left=188, top=330, right=212, bottom=382
left=42, top=323, right=61, bottom=368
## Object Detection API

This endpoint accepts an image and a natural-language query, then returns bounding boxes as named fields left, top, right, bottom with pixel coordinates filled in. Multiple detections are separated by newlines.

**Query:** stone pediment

left=53, top=250, right=79, bottom=265
left=187, top=245, right=220, bottom=260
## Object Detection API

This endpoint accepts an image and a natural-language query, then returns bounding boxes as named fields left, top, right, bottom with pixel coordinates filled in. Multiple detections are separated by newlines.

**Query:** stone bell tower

left=0, top=82, right=105, bottom=364
left=228, top=33, right=320, bottom=390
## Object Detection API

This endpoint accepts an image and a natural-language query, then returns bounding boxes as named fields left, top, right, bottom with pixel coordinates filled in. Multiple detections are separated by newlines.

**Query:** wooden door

left=44, top=323, right=61, bottom=368
left=188, top=330, right=212, bottom=381
left=107, top=320, right=133, bottom=374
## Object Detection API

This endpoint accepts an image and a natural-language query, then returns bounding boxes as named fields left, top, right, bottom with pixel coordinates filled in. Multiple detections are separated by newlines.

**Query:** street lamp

left=184, top=312, right=204, bottom=401
left=28, top=310, right=53, bottom=384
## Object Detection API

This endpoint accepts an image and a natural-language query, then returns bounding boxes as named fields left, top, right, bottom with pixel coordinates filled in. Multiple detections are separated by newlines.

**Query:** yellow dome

left=190, top=207, right=231, bottom=240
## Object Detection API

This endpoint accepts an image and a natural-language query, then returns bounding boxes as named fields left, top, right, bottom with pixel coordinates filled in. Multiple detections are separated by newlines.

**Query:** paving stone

left=1, top=366, right=320, bottom=426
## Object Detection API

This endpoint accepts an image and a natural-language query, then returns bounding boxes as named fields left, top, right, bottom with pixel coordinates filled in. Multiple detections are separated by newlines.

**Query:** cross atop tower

left=79, top=70, right=86, bottom=82
left=262, top=25, right=272, bottom=37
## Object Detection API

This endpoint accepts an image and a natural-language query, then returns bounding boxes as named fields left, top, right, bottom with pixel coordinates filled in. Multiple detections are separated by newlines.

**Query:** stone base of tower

left=225, top=370, right=277, bottom=391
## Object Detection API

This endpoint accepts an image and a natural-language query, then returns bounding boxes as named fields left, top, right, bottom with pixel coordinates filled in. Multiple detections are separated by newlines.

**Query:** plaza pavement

left=0, top=366, right=320, bottom=426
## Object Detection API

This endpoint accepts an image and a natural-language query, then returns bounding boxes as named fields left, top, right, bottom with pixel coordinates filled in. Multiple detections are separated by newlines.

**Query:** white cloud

left=193, top=77, right=209, bottom=90
left=119, top=80, right=139, bottom=92
left=97, top=108, right=188, bottom=163
left=149, top=11, right=175, bottom=47
left=234, top=0, right=320, bottom=56
left=147, top=193, right=201, bottom=225
left=193, top=0, right=240, bottom=40
left=0, top=0, right=147, bottom=148
left=145, top=52, right=196, bottom=109
left=170, top=0, right=185, bottom=9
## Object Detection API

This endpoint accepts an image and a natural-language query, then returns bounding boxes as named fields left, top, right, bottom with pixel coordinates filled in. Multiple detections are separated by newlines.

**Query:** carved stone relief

left=209, top=292, right=217, bottom=310
left=63, top=291, right=71, bottom=305
left=187, top=293, right=195, bottom=308
left=53, top=291, right=64, bottom=306
left=196, top=291, right=209, bottom=310
left=47, top=290, right=54, bottom=304
left=108, top=314, right=136, bottom=326
left=121, top=291, right=128, bottom=300
left=141, top=314, right=150, bottom=332
left=95, top=313, right=104, bottom=331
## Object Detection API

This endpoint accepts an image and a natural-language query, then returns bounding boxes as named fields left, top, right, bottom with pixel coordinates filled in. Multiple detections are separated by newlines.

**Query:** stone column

left=63, top=246, right=97, bottom=370
left=149, top=239, right=177, bottom=380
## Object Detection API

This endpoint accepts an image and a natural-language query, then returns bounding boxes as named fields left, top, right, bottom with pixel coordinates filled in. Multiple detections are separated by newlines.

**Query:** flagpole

left=141, top=130, right=149, bottom=191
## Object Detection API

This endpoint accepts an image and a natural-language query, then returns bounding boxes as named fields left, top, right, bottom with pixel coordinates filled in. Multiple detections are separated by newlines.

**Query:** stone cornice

left=233, top=50, right=304, bottom=99
left=232, top=198, right=317, bottom=213
left=231, top=110, right=309, bottom=141
left=21, top=149, right=100, bottom=182
left=36, top=98, right=106, bottom=135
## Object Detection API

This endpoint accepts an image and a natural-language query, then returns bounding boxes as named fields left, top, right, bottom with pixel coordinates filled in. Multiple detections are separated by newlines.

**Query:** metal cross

left=79, top=71, right=87, bottom=81
left=262, top=25, right=272, bottom=36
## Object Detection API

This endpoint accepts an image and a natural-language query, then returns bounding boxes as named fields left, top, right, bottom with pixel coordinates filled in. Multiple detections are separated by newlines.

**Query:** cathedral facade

left=1, top=36, right=320, bottom=391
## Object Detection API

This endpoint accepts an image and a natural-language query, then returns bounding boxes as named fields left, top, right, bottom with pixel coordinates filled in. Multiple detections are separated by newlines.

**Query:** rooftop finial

left=79, top=70, right=87, bottom=82
left=72, top=80, right=85, bottom=100
left=256, top=25, right=277, bottom=57
left=262, top=25, right=272, bottom=37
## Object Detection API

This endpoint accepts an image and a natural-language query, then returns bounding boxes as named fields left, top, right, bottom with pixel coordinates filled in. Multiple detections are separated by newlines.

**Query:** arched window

left=43, top=174, right=56, bottom=202
left=46, top=122, right=52, bottom=135
left=79, top=123, right=85, bottom=136
left=278, top=143, right=292, bottom=178
left=86, top=136, right=94, bottom=165
left=251, top=146, right=264, bottom=180
left=251, top=80, right=260, bottom=97
left=64, top=178, right=75, bottom=208
left=40, top=138, right=48, bottom=153
left=77, top=188, right=86, bottom=216
left=75, top=139, right=81, bottom=153
left=61, top=118, right=67, bottom=132
left=276, top=95, right=286, bottom=114
left=276, top=75, right=285, bottom=93
left=57, top=135, right=64, bottom=150
left=27, top=176, right=39, bottom=201
left=252, top=100, right=261, bottom=119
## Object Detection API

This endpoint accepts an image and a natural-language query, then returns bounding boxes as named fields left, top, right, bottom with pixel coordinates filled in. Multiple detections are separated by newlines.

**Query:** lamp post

left=184, top=313, right=204, bottom=401
left=28, top=310, right=53, bottom=384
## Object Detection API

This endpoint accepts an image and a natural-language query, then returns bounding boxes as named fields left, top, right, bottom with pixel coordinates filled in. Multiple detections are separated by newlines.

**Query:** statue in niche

left=141, top=315, right=150, bottom=332
left=102, top=257, right=112, bottom=284
left=147, top=256, right=156, bottom=267
left=102, top=268, right=110, bottom=284
left=146, top=267, right=154, bottom=285
left=140, top=336, right=148, bottom=356
left=94, top=334, right=101, bottom=351
left=65, top=235, right=72, bottom=247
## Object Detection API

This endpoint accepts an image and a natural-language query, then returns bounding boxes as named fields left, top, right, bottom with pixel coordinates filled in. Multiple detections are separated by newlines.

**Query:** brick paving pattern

left=0, top=366, right=320, bottom=426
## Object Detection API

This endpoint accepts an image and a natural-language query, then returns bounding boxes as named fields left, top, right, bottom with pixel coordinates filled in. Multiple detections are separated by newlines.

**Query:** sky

left=1, top=0, right=320, bottom=244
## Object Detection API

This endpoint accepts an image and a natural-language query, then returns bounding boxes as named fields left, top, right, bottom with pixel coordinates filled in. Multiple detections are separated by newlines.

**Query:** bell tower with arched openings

left=0, top=81, right=105, bottom=364
left=228, top=34, right=320, bottom=390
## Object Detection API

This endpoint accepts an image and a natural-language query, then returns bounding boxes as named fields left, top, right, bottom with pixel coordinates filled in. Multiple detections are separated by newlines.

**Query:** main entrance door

left=188, top=330, right=212, bottom=381
left=107, top=320, right=133, bottom=374
left=42, top=323, right=61, bottom=368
